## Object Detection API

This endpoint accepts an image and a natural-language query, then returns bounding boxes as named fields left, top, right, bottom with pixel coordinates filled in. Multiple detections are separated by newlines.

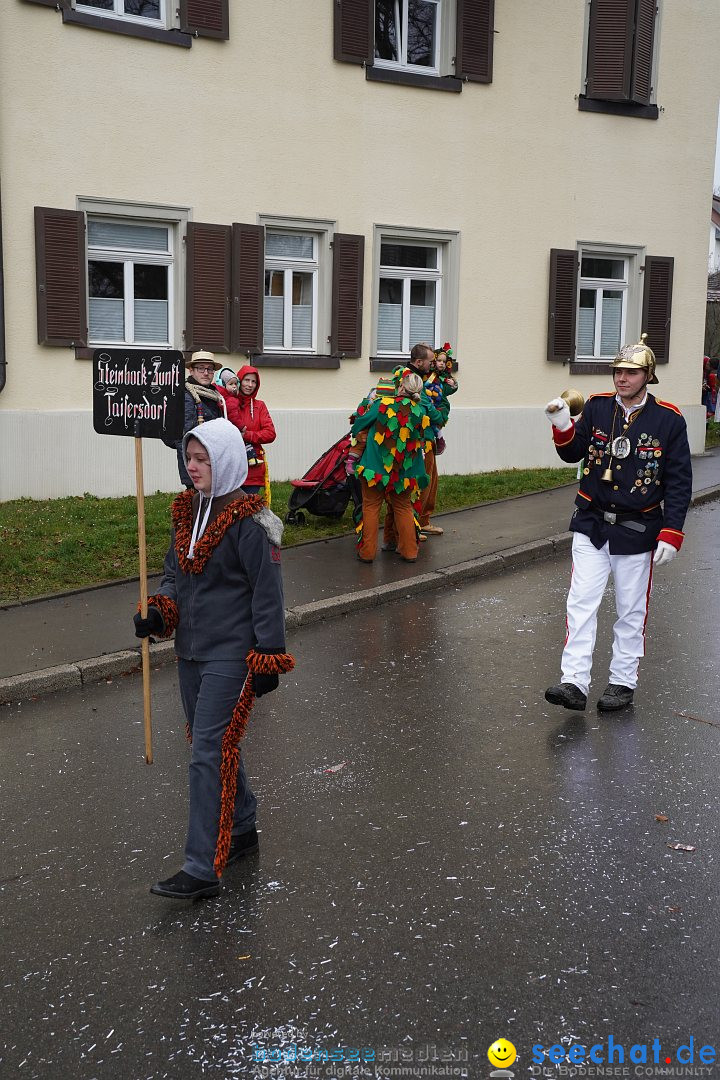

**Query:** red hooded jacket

left=221, top=365, right=276, bottom=486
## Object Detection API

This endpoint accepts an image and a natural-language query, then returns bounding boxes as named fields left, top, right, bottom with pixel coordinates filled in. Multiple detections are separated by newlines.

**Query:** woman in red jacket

left=231, top=365, right=277, bottom=494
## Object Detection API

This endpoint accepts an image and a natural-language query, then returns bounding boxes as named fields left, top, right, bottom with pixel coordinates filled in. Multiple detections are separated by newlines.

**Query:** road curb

left=0, top=535, right=572, bottom=705
left=690, top=483, right=720, bottom=508
left=0, top=643, right=175, bottom=706
left=3, top=485, right=720, bottom=706
left=0, top=663, right=82, bottom=702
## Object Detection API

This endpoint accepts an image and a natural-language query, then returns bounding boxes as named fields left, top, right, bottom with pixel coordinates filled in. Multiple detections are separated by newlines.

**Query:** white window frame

left=75, top=0, right=166, bottom=28
left=259, top=215, right=336, bottom=355
left=78, top=197, right=190, bottom=350
left=374, top=0, right=442, bottom=76
left=373, top=225, right=460, bottom=360
left=575, top=242, right=644, bottom=363
left=263, top=232, right=318, bottom=354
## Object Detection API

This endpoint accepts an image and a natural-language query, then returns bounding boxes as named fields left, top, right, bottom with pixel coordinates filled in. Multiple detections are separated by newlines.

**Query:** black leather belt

left=586, top=504, right=647, bottom=533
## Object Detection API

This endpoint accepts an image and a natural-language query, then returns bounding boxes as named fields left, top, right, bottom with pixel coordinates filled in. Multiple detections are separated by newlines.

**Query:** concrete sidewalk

left=3, top=448, right=720, bottom=702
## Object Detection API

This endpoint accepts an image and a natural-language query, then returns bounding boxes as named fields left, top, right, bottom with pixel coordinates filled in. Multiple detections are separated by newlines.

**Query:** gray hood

left=182, top=419, right=248, bottom=557
left=182, top=417, right=248, bottom=496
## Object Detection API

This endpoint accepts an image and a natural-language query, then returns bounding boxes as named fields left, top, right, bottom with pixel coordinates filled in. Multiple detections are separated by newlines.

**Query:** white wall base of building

left=0, top=406, right=707, bottom=501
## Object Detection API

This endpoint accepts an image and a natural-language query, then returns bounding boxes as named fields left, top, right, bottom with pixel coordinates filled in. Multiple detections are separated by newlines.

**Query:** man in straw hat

left=164, top=350, right=226, bottom=487
left=543, top=335, right=692, bottom=712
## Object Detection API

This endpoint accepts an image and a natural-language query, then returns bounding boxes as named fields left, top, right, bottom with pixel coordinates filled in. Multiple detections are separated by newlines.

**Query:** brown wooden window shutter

left=547, top=249, right=578, bottom=363
left=185, top=222, right=232, bottom=353
left=586, top=0, right=657, bottom=105
left=334, top=0, right=373, bottom=65
left=455, top=0, right=495, bottom=84
left=34, top=207, right=87, bottom=347
left=331, top=233, right=364, bottom=357
left=630, top=0, right=657, bottom=105
left=641, top=255, right=673, bottom=365
left=179, top=0, right=229, bottom=40
left=586, top=0, right=635, bottom=101
left=231, top=223, right=264, bottom=354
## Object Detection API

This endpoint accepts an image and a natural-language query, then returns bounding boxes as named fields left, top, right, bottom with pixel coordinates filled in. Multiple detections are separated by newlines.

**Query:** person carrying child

left=164, top=351, right=227, bottom=488
left=431, top=343, right=459, bottom=456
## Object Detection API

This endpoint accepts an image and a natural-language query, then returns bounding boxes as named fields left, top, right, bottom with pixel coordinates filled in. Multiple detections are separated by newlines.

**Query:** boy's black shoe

left=544, top=683, right=587, bottom=711
left=226, top=827, right=260, bottom=866
left=150, top=870, right=220, bottom=900
left=597, top=684, right=634, bottom=711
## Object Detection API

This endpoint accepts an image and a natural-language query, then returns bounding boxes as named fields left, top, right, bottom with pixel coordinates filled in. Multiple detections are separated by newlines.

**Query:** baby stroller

left=285, top=432, right=362, bottom=526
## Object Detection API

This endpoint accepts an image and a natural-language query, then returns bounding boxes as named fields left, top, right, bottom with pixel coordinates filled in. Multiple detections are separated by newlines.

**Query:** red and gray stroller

left=285, top=432, right=362, bottom=526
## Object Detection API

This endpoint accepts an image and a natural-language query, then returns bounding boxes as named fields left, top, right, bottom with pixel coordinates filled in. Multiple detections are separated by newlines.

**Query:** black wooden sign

left=93, top=349, right=184, bottom=440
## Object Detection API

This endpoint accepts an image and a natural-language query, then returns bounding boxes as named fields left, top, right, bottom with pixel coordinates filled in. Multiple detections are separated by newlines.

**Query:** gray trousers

left=178, top=659, right=257, bottom=879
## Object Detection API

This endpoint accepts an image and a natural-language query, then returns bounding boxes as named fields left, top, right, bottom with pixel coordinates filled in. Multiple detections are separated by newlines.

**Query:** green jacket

left=351, top=393, right=430, bottom=494
left=433, top=374, right=459, bottom=425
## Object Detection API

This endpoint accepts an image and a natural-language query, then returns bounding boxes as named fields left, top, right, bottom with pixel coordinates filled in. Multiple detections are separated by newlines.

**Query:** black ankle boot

left=597, top=684, right=634, bottom=711
left=544, top=683, right=587, bottom=711
left=150, top=870, right=220, bottom=899
left=226, top=827, right=260, bottom=867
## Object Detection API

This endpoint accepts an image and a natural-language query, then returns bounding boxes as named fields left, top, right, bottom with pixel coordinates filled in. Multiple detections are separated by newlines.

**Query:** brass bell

left=547, top=389, right=585, bottom=418
left=601, top=466, right=614, bottom=482
left=560, top=389, right=585, bottom=418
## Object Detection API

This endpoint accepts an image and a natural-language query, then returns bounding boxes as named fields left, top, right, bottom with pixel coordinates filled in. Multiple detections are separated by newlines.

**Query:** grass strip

left=0, top=468, right=578, bottom=604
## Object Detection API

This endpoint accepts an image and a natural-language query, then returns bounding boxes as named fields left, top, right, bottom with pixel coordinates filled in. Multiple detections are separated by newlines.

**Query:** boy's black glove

left=133, top=606, right=164, bottom=639
left=246, top=646, right=294, bottom=698
left=252, top=673, right=279, bottom=698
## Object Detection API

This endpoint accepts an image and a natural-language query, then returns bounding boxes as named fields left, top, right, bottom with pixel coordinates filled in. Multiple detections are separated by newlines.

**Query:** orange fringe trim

left=246, top=649, right=296, bottom=675
left=171, top=489, right=265, bottom=575
left=213, top=655, right=295, bottom=875
left=142, top=594, right=179, bottom=638
left=214, top=675, right=256, bottom=876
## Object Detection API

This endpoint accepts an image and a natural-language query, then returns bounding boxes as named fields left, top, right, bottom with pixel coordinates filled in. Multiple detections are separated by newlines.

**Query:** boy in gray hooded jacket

left=133, top=418, right=294, bottom=899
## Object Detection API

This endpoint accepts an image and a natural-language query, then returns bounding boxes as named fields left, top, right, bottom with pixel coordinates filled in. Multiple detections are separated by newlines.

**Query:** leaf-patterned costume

left=351, top=391, right=430, bottom=496
left=350, top=389, right=430, bottom=561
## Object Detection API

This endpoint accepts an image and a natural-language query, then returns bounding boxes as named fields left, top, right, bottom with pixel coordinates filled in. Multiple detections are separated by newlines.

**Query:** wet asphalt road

left=2, top=503, right=719, bottom=1079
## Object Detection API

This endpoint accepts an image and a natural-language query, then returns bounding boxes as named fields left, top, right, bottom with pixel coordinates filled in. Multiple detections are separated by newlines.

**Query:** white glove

left=544, top=397, right=572, bottom=432
left=653, top=541, right=677, bottom=567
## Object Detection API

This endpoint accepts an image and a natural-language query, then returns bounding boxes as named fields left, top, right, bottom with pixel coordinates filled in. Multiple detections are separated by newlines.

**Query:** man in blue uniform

left=543, top=335, right=692, bottom=712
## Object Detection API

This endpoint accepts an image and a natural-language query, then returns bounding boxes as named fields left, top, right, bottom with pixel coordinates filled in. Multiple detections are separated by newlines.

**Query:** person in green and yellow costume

left=350, top=371, right=430, bottom=563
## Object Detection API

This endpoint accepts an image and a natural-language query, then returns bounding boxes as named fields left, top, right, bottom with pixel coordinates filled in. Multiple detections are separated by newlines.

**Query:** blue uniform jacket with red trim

left=552, top=392, right=692, bottom=554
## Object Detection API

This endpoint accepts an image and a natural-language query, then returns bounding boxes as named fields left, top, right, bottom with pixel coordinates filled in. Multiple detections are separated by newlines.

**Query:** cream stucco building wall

left=1, top=1, right=718, bottom=499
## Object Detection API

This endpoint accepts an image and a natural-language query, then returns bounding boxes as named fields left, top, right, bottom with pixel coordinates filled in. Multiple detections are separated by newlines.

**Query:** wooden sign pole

left=134, top=435, right=154, bottom=765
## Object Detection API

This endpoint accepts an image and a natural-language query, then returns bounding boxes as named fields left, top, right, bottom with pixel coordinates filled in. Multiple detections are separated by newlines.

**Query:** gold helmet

left=611, top=333, right=658, bottom=384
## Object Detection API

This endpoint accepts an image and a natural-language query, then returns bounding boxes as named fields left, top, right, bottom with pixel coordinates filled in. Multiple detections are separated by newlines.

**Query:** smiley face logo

left=488, top=1039, right=517, bottom=1069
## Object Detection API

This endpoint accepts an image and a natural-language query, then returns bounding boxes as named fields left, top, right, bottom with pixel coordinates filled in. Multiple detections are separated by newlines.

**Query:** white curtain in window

left=87, top=220, right=168, bottom=252
left=89, top=298, right=124, bottom=340
left=409, top=304, right=434, bottom=346
left=600, top=295, right=622, bottom=355
left=291, top=305, right=312, bottom=348
left=265, top=233, right=313, bottom=259
left=263, top=297, right=284, bottom=348
left=577, top=308, right=595, bottom=355
left=378, top=304, right=402, bottom=351
left=134, top=300, right=168, bottom=342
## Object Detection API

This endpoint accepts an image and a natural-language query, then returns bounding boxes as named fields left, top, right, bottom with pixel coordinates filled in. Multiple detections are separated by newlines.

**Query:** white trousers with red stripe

left=560, top=532, right=653, bottom=695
